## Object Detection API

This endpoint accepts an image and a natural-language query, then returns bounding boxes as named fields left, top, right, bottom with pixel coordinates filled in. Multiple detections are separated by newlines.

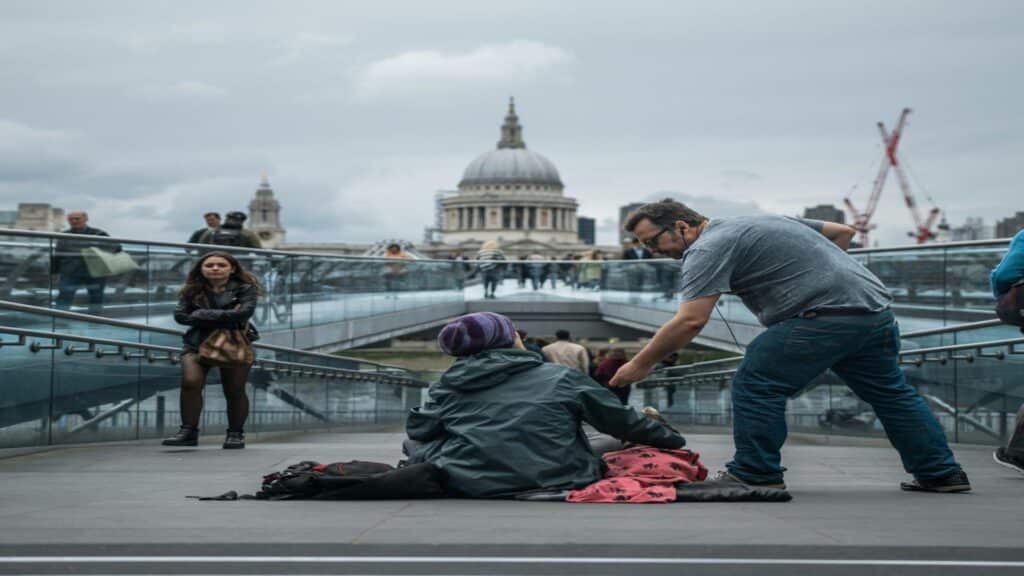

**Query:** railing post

left=156, top=395, right=165, bottom=434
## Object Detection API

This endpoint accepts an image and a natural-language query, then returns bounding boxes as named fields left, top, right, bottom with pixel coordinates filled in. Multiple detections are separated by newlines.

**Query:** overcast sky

left=1, top=0, right=1021, bottom=246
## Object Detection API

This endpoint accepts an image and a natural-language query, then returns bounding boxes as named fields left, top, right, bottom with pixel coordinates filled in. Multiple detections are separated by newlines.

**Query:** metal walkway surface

left=0, top=429, right=1021, bottom=575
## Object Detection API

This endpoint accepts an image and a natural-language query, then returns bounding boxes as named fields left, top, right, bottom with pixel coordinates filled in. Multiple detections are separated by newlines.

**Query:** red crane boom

left=844, top=108, right=942, bottom=246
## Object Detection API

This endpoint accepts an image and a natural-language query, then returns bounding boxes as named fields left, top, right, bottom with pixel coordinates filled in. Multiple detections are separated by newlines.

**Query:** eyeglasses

left=641, top=227, right=672, bottom=249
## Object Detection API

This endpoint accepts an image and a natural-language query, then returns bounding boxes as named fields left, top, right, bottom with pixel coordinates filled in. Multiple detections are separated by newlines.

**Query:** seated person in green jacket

left=405, top=311, right=685, bottom=498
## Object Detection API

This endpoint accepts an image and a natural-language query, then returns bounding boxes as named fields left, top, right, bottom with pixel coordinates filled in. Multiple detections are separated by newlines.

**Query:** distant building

left=0, top=203, right=65, bottom=232
left=996, top=212, right=1024, bottom=238
left=438, top=98, right=583, bottom=256
left=802, top=204, right=845, bottom=224
left=577, top=216, right=595, bottom=245
left=276, top=100, right=623, bottom=259
left=618, top=202, right=645, bottom=242
left=247, top=175, right=286, bottom=248
left=950, top=217, right=993, bottom=242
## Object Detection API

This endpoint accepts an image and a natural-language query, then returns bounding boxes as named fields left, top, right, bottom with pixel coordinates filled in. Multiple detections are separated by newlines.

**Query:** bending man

left=610, top=199, right=969, bottom=493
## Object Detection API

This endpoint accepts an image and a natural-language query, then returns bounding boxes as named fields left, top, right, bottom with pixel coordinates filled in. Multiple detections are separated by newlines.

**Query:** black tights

left=179, top=353, right=251, bottom=431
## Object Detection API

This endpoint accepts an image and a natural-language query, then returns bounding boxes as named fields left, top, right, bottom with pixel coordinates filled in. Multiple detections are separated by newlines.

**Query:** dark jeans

left=55, top=273, right=106, bottom=313
left=384, top=274, right=405, bottom=292
left=483, top=272, right=501, bottom=296
left=726, top=309, right=961, bottom=484
left=1007, top=404, right=1024, bottom=458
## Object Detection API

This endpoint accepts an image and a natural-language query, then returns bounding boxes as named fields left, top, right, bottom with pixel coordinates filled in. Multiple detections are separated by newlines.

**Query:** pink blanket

left=567, top=446, right=708, bottom=503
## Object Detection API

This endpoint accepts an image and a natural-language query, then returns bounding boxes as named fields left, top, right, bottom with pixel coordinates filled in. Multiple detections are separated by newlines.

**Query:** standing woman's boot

left=162, top=425, right=199, bottom=446
left=223, top=429, right=245, bottom=449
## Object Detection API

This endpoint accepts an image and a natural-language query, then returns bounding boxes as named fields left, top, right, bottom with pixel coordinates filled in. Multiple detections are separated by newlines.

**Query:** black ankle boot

left=162, top=425, right=199, bottom=446
left=223, top=429, right=245, bottom=450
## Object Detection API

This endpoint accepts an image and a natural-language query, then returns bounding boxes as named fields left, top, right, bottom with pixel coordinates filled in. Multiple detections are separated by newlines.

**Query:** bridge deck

left=0, top=429, right=1021, bottom=574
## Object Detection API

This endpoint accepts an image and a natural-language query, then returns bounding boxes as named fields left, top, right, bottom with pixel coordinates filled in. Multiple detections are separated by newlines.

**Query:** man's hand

left=820, top=221, right=857, bottom=251
left=609, top=359, right=653, bottom=388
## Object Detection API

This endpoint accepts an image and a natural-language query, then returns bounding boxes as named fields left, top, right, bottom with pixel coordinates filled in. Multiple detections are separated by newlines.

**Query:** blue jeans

left=55, top=273, right=106, bottom=314
left=726, top=309, right=961, bottom=484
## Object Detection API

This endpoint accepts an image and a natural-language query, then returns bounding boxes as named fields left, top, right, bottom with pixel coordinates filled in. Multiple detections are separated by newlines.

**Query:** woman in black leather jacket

left=162, top=251, right=261, bottom=449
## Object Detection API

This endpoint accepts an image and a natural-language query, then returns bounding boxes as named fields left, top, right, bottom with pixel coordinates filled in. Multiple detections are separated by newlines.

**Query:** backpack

left=211, top=227, right=244, bottom=247
left=995, top=279, right=1024, bottom=328
left=252, top=460, right=446, bottom=500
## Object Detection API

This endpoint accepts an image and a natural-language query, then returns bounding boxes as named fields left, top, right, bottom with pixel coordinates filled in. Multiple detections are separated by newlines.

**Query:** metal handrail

left=897, top=319, right=1005, bottom=338
left=0, top=325, right=427, bottom=388
left=849, top=237, right=1013, bottom=254
left=2, top=228, right=1011, bottom=263
left=651, top=319, right=1012, bottom=377
left=0, top=300, right=412, bottom=373
left=0, top=228, right=411, bottom=262
left=638, top=335, right=1024, bottom=388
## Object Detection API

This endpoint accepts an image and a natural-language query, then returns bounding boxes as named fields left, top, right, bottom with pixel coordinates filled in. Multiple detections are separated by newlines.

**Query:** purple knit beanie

left=438, top=312, right=517, bottom=357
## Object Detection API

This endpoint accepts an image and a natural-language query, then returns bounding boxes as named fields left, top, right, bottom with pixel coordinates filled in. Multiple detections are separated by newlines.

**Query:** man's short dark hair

left=225, top=211, right=247, bottom=222
left=624, top=198, right=707, bottom=232
left=203, top=212, right=220, bottom=219
left=555, top=329, right=570, bottom=340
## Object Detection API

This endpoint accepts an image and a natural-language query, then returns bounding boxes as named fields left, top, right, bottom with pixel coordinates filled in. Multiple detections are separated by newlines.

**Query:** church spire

left=497, top=97, right=526, bottom=149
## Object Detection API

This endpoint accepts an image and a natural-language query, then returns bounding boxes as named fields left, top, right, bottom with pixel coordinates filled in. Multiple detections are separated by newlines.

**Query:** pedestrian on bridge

left=991, top=227, right=1024, bottom=475
left=474, top=241, right=506, bottom=299
left=52, top=211, right=120, bottom=315
left=610, top=198, right=970, bottom=493
left=163, top=251, right=261, bottom=450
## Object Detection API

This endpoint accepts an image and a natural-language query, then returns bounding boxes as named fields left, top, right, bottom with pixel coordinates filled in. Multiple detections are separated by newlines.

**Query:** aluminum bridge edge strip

left=1, top=556, right=1023, bottom=567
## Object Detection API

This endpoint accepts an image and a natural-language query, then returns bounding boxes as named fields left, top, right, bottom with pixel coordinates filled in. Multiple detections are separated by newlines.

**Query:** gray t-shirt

left=678, top=215, right=892, bottom=326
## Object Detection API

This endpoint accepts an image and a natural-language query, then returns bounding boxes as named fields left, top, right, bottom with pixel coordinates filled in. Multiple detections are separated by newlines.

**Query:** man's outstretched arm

left=609, top=294, right=719, bottom=387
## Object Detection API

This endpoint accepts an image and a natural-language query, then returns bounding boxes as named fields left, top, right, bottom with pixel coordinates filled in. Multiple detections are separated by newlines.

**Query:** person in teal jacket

left=405, top=312, right=685, bottom=498
left=991, top=228, right=1024, bottom=475
left=991, top=229, right=1024, bottom=298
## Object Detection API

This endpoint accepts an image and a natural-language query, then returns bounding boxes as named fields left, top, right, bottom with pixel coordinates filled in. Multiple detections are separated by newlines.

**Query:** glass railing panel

left=245, top=252, right=295, bottom=333
left=135, top=330, right=183, bottom=440
left=943, top=244, right=1007, bottom=321
left=0, top=234, right=52, bottom=308
left=144, top=244, right=193, bottom=330
left=257, top=347, right=327, bottom=432
left=0, top=310, right=56, bottom=449
left=327, top=379, right=378, bottom=424
left=47, top=319, right=147, bottom=445
left=287, top=255, right=315, bottom=329
left=949, top=344, right=1024, bottom=445
left=600, top=260, right=678, bottom=310
left=853, top=247, right=950, bottom=328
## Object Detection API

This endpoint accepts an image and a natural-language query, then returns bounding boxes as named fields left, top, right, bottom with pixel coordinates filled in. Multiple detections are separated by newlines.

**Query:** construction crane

left=843, top=108, right=942, bottom=246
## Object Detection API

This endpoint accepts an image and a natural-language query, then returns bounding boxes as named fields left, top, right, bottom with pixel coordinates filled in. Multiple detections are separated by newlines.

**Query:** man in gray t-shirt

left=610, top=199, right=968, bottom=494
left=679, top=215, right=892, bottom=326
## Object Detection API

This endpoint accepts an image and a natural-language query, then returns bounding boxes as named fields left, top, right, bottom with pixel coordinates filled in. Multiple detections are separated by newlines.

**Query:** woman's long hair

left=179, top=251, right=261, bottom=305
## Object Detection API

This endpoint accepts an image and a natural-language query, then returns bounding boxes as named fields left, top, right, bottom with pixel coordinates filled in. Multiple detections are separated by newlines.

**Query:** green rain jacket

left=405, top=348, right=685, bottom=498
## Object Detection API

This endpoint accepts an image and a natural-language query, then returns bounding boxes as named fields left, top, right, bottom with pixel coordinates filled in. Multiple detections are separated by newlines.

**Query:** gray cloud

left=0, top=0, right=1021, bottom=249
left=642, top=192, right=764, bottom=220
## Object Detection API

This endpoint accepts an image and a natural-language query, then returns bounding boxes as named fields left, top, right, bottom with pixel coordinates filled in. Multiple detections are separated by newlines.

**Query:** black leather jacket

left=174, top=280, right=260, bottom=351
